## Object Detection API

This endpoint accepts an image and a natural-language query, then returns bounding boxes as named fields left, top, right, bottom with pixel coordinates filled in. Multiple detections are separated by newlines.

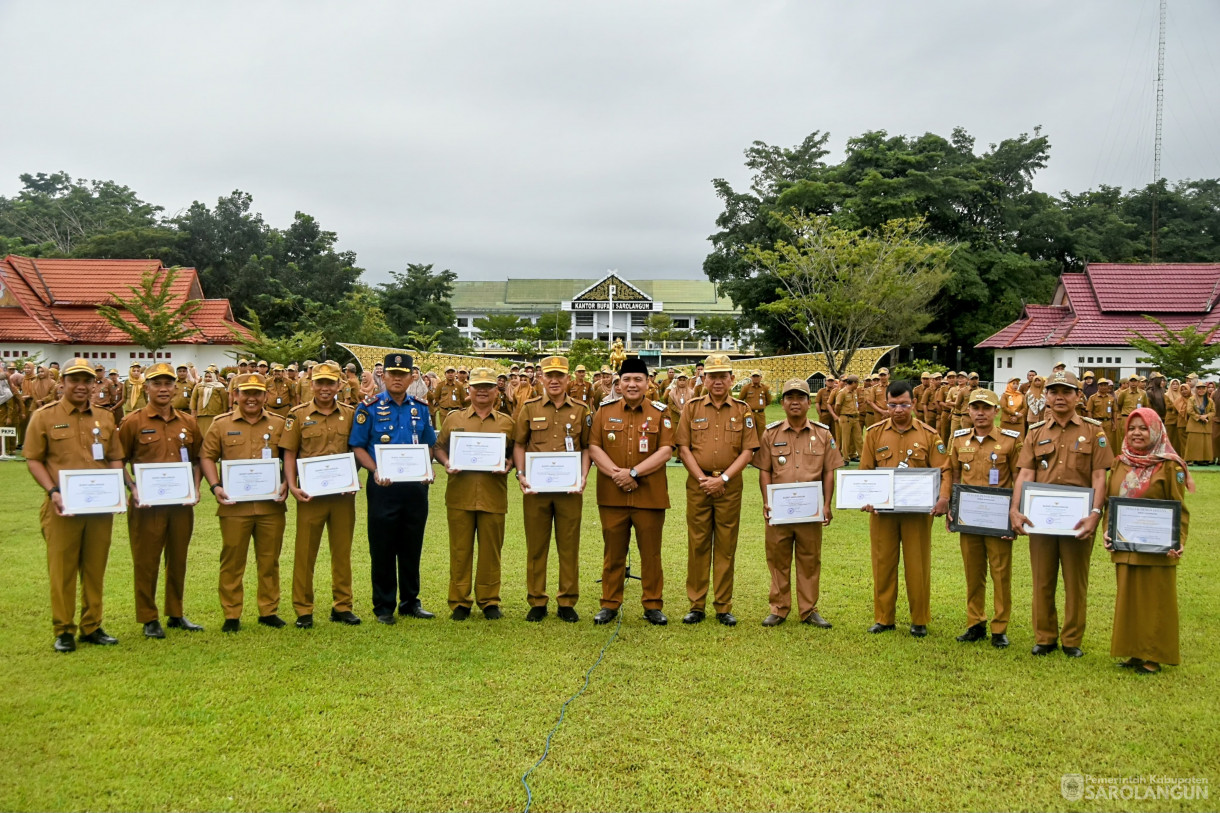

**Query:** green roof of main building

left=452, top=278, right=738, bottom=313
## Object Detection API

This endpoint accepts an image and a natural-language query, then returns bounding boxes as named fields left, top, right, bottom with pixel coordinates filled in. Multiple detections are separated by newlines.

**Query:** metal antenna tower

left=1151, top=0, right=1166, bottom=261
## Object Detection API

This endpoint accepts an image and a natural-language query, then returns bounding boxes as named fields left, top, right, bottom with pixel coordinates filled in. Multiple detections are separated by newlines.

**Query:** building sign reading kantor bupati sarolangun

left=561, top=274, right=663, bottom=313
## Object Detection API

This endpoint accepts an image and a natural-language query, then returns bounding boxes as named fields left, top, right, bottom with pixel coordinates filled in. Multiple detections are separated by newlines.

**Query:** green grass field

left=1, top=412, right=1217, bottom=812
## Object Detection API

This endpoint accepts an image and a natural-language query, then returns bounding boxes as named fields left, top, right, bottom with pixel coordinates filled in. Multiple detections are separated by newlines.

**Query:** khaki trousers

left=869, top=513, right=932, bottom=625
left=41, top=502, right=113, bottom=636
left=292, top=493, right=356, bottom=616
left=128, top=504, right=194, bottom=623
left=1029, top=533, right=1092, bottom=647
left=836, top=415, right=862, bottom=459
left=685, top=476, right=744, bottom=613
left=938, top=413, right=952, bottom=444
left=522, top=492, right=582, bottom=608
left=447, top=508, right=505, bottom=610
left=960, top=533, right=1012, bottom=633
left=598, top=506, right=665, bottom=610
left=764, top=520, right=823, bottom=620
left=218, top=514, right=286, bottom=619
left=751, top=410, right=766, bottom=444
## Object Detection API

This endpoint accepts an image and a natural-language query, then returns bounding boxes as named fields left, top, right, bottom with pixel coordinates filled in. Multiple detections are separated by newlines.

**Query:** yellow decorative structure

left=727, top=346, right=897, bottom=382
left=339, top=343, right=510, bottom=375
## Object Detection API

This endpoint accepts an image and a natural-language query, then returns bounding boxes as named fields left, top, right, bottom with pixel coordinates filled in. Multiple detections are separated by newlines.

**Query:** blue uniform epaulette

left=1001, top=428, right=1020, bottom=438
left=1027, top=420, right=1046, bottom=430
left=1082, top=416, right=1102, bottom=426
left=953, top=427, right=971, bottom=437
left=766, top=419, right=783, bottom=429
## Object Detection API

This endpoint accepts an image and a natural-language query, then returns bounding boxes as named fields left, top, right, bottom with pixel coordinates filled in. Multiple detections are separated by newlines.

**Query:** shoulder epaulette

left=953, top=427, right=971, bottom=437
left=812, top=420, right=829, bottom=430
left=289, top=402, right=310, bottom=414
left=215, top=409, right=235, bottom=420
left=1001, top=428, right=1020, bottom=438
left=1082, top=416, right=1102, bottom=426
left=766, top=419, right=783, bottom=429
left=525, top=395, right=543, bottom=404
left=1027, top=420, right=1046, bottom=430
left=732, top=396, right=749, bottom=406
left=651, top=400, right=666, bottom=411
left=867, top=421, right=886, bottom=431
left=600, top=396, right=617, bottom=406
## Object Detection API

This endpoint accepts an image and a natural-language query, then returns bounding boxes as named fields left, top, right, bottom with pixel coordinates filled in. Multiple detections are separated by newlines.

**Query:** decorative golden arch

left=728, top=346, right=896, bottom=383
left=339, top=343, right=510, bottom=375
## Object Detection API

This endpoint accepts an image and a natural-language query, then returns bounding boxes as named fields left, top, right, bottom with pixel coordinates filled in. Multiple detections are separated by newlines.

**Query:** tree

left=473, top=314, right=529, bottom=344
left=0, top=172, right=161, bottom=254
left=230, top=310, right=323, bottom=366
left=747, top=212, right=952, bottom=378
left=1128, top=317, right=1220, bottom=380
left=299, top=285, right=398, bottom=351
left=405, top=329, right=444, bottom=353
left=567, top=339, right=609, bottom=373
left=638, top=314, right=674, bottom=345
left=377, top=263, right=465, bottom=352
left=96, top=266, right=202, bottom=352
left=698, top=315, right=738, bottom=346
left=535, top=310, right=572, bottom=342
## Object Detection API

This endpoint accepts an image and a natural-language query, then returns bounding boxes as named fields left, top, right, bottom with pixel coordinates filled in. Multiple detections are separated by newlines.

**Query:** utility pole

left=1151, top=0, right=1166, bottom=262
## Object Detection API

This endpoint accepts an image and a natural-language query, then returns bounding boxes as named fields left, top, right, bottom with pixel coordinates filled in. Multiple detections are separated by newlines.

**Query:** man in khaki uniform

left=91, top=364, right=118, bottom=413
left=280, top=362, right=361, bottom=629
left=833, top=374, right=863, bottom=461
left=1116, top=375, right=1148, bottom=422
left=119, top=363, right=205, bottom=638
left=755, top=379, right=843, bottom=628
left=25, top=358, right=125, bottom=652
left=1010, top=370, right=1113, bottom=657
left=200, top=373, right=289, bottom=631
left=265, top=364, right=295, bottom=417
left=815, top=377, right=837, bottom=425
left=514, top=356, right=592, bottom=622
left=956, top=373, right=979, bottom=429
left=936, top=372, right=955, bottom=443
left=675, top=354, right=760, bottom=626
left=1087, top=378, right=1118, bottom=449
left=936, top=388, right=1022, bottom=648
left=171, top=365, right=195, bottom=412
left=432, top=365, right=467, bottom=428
left=566, top=364, right=594, bottom=406
left=588, top=357, right=675, bottom=626
left=859, top=380, right=948, bottom=637
left=434, top=368, right=515, bottom=620
left=738, top=370, right=771, bottom=444
left=912, top=373, right=928, bottom=425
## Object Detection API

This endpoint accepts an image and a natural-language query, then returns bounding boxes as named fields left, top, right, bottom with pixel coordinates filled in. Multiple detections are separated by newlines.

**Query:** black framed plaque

left=949, top=484, right=1015, bottom=537
left=1107, top=497, right=1182, bottom=554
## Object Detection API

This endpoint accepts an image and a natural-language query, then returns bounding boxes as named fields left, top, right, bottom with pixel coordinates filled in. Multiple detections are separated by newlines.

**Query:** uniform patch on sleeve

left=745, top=416, right=753, bottom=428
left=284, top=418, right=294, bottom=431
left=1098, top=435, right=1106, bottom=447
left=356, top=412, right=367, bottom=424
left=936, top=442, right=945, bottom=454
left=586, top=414, right=593, bottom=427
left=1177, top=469, right=1185, bottom=483
left=663, top=418, right=672, bottom=429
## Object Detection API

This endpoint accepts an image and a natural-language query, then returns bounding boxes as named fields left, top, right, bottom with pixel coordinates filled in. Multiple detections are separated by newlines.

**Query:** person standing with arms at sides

left=279, top=362, right=360, bottom=630
left=675, top=354, right=760, bottom=627
left=937, top=389, right=1021, bottom=648
left=494, top=374, right=514, bottom=415
left=25, top=358, right=126, bottom=653
left=738, top=370, right=772, bottom=444
left=513, top=356, right=591, bottom=622
left=171, top=365, right=194, bottom=413
left=1000, top=377, right=1026, bottom=439
left=119, top=363, right=205, bottom=639
left=1116, top=375, right=1147, bottom=423
left=815, top=378, right=836, bottom=425
left=191, top=367, right=229, bottom=438
left=1104, top=408, right=1190, bottom=675
left=200, top=373, right=289, bottom=632
left=588, top=358, right=675, bottom=626
left=833, top=374, right=862, bottom=462
left=434, top=368, right=515, bottom=621
left=433, top=365, right=466, bottom=428
left=265, top=364, right=295, bottom=418
left=1009, top=370, right=1113, bottom=657
left=916, top=373, right=934, bottom=425
left=956, top=373, right=979, bottom=429
left=91, top=364, right=116, bottom=413
left=1165, top=379, right=1185, bottom=453
left=1182, top=380, right=1213, bottom=465
left=123, top=363, right=148, bottom=414
left=349, top=354, right=436, bottom=624
left=755, top=379, right=843, bottom=628
left=1024, top=375, right=1046, bottom=428
left=859, top=375, right=876, bottom=427
left=1087, top=378, right=1117, bottom=449
left=567, top=364, right=594, bottom=406
left=859, top=380, right=947, bottom=637
left=934, top=373, right=953, bottom=444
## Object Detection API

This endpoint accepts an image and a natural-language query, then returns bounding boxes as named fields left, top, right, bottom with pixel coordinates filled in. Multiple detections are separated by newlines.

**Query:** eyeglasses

left=886, top=403, right=914, bottom=410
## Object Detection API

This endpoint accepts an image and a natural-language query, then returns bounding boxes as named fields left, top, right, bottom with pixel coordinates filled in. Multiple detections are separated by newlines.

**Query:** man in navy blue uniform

left=349, top=353, right=438, bottom=624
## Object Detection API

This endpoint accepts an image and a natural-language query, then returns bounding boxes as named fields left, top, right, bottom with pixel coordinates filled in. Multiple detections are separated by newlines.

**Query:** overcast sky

left=3, top=1, right=1217, bottom=283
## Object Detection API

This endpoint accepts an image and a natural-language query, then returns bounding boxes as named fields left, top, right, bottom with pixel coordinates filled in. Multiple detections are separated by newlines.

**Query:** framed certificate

left=835, top=469, right=894, bottom=510
left=59, top=468, right=126, bottom=515
left=949, top=484, right=1014, bottom=537
left=767, top=481, right=825, bottom=525
left=374, top=444, right=433, bottom=482
left=1019, top=482, right=1093, bottom=536
left=1107, top=497, right=1181, bottom=554
left=296, top=452, right=359, bottom=497
left=448, top=431, right=507, bottom=472
left=220, top=458, right=282, bottom=502
left=132, top=461, right=197, bottom=507
left=525, top=452, right=581, bottom=492
left=877, top=468, right=941, bottom=514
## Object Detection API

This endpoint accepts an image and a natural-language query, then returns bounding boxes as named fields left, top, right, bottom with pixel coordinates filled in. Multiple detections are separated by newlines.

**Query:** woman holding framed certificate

left=1104, top=408, right=1192, bottom=675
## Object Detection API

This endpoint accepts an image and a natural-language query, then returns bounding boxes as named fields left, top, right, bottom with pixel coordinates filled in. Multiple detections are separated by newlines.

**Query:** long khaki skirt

left=1111, top=563, right=1179, bottom=664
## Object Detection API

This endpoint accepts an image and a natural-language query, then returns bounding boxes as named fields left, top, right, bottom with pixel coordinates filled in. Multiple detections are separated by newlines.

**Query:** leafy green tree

left=535, top=310, right=572, bottom=342
left=698, top=315, right=738, bottom=346
left=1128, top=317, right=1220, bottom=379
left=300, top=285, right=398, bottom=351
left=473, top=314, right=529, bottom=343
left=0, top=172, right=161, bottom=254
left=377, top=263, right=465, bottom=352
left=230, top=310, right=323, bottom=366
left=638, top=314, right=674, bottom=345
left=405, top=329, right=444, bottom=352
left=96, top=266, right=202, bottom=352
left=890, top=358, right=949, bottom=382
left=567, top=339, right=609, bottom=373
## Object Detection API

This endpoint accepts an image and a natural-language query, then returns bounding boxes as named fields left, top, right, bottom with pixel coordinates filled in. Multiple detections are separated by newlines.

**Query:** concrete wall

left=0, top=343, right=242, bottom=373
left=989, top=346, right=1159, bottom=382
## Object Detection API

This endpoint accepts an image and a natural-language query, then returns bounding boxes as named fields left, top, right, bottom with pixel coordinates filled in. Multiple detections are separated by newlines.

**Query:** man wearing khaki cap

left=738, top=370, right=771, bottom=444
left=266, top=363, right=295, bottom=418
left=431, top=365, right=466, bottom=429
left=833, top=375, right=862, bottom=461
left=567, top=363, right=594, bottom=406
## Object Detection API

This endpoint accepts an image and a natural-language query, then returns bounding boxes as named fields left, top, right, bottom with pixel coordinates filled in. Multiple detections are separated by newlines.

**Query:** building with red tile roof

left=0, top=255, right=250, bottom=371
left=977, top=263, right=1220, bottom=382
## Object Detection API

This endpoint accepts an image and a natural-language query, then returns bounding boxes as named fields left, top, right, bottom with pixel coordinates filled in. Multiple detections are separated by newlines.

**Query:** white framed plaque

left=448, top=431, right=507, bottom=472
left=835, top=469, right=894, bottom=510
left=374, top=444, right=433, bottom=482
left=59, top=468, right=127, bottom=515
left=525, top=452, right=581, bottom=492
left=877, top=467, right=941, bottom=514
left=1020, top=482, right=1093, bottom=536
left=220, top=458, right=282, bottom=502
left=296, top=452, right=359, bottom=497
left=132, top=461, right=196, bottom=507
left=766, top=481, right=825, bottom=525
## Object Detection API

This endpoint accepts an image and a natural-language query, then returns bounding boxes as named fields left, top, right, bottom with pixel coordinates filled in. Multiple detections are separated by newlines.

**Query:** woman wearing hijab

left=1023, top=375, right=1046, bottom=426
left=666, top=372, right=694, bottom=424
left=1183, top=381, right=1214, bottom=465
left=189, top=367, right=229, bottom=437
left=1165, top=379, right=1183, bottom=453
left=1103, top=408, right=1190, bottom=674
left=1000, top=376, right=1026, bottom=438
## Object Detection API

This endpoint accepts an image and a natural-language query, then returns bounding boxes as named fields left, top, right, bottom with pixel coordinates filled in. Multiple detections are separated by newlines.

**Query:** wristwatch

left=629, top=468, right=638, bottom=479
left=720, top=473, right=730, bottom=483
left=1091, top=507, right=1102, bottom=515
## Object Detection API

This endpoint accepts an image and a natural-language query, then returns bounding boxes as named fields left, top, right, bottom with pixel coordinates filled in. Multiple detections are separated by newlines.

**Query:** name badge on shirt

left=92, top=443, right=104, bottom=460
left=565, top=436, right=574, bottom=452
left=988, top=468, right=999, bottom=485
left=639, top=436, right=649, bottom=453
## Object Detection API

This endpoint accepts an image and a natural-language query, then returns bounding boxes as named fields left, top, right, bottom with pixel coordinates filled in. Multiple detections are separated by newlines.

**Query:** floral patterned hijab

left=1118, top=407, right=1195, bottom=496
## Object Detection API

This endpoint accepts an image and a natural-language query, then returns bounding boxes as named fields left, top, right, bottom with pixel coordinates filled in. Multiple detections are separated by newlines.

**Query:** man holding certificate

left=513, top=356, right=591, bottom=623
left=280, top=362, right=361, bottom=630
left=24, top=358, right=126, bottom=653
left=434, top=367, right=515, bottom=621
left=118, top=363, right=204, bottom=639
left=201, top=373, right=289, bottom=632
left=755, top=379, right=842, bottom=628
left=859, top=380, right=947, bottom=637
left=1009, top=370, right=1113, bottom=657
left=936, top=388, right=1022, bottom=648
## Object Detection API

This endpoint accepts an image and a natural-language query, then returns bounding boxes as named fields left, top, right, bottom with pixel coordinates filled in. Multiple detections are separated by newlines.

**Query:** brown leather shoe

left=802, top=611, right=832, bottom=629
left=761, top=614, right=786, bottom=627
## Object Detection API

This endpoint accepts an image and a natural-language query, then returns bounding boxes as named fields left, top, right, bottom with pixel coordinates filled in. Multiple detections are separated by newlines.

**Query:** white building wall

left=0, top=343, right=241, bottom=372
left=991, top=347, right=1154, bottom=382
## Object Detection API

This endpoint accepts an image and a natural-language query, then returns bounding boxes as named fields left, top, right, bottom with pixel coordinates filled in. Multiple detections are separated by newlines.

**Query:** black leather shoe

left=330, top=610, right=361, bottom=626
left=991, top=633, right=1010, bottom=648
left=295, top=614, right=314, bottom=629
left=1062, top=646, right=1084, bottom=658
left=143, top=620, right=166, bottom=639
left=166, top=616, right=204, bottom=631
left=593, top=608, right=617, bottom=625
left=761, top=614, right=786, bottom=627
left=557, top=606, right=579, bottom=623
left=956, top=623, right=986, bottom=642
left=375, top=613, right=396, bottom=625
left=909, top=624, right=928, bottom=638
left=451, top=606, right=471, bottom=621
left=525, top=606, right=548, bottom=622
left=1031, top=642, right=1058, bottom=655
left=643, top=609, right=668, bottom=626
left=53, top=633, right=75, bottom=653
left=482, top=605, right=502, bottom=620
left=258, top=614, right=286, bottom=629
left=717, top=612, right=737, bottom=627
left=802, top=611, right=832, bottom=629
left=402, top=604, right=436, bottom=620
left=682, top=610, right=705, bottom=625
left=222, top=618, right=241, bottom=633
left=79, top=628, right=118, bottom=645
left=868, top=623, right=896, bottom=634
left=1119, top=657, right=1144, bottom=669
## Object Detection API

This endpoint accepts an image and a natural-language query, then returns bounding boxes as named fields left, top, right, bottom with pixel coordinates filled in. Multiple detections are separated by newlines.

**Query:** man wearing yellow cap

left=265, top=364, right=295, bottom=418
left=431, top=365, right=467, bottom=429
left=567, top=364, right=593, bottom=406
left=171, top=365, right=195, bottom=413
left=24, top=358, right=126, bottom=652
left=738, top=370, right=771, bottom=443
